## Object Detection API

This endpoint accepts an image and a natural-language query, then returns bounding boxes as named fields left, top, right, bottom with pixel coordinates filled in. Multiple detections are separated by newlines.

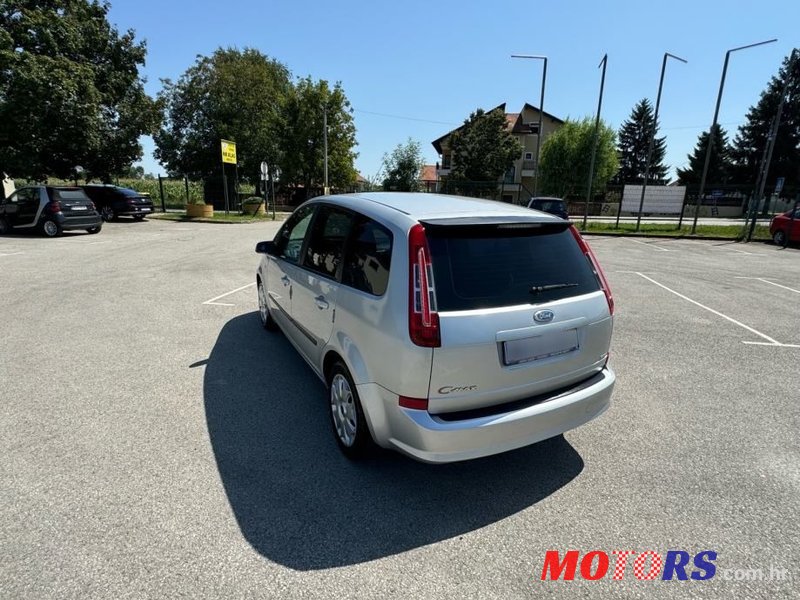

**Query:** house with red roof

left=431, top=103, right=564, bottom=203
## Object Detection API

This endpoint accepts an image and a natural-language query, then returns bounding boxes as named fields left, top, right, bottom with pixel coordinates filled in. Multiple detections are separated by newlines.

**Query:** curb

left=579, top=231, right=770, bottom=243
left=149, top=214, right=288, bottom=225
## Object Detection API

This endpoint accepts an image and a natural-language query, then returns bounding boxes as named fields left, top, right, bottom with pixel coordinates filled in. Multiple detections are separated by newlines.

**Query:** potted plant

left=241, top=196, right=266, bottom=216
left=186, top=199, right=213, bottom=218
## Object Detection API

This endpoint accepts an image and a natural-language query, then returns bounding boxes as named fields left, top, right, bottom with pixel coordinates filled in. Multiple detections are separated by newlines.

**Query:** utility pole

left=747, top=88, right=786, bottom=241
left=691, top=39, right=777, bottom=234
left=583, top=54, right=608, bottom=230
left=323, top=106, right=329, bottom=195
left=635, top=52, right=687, bottom=232
left=511, top=54, right=548, bottom=197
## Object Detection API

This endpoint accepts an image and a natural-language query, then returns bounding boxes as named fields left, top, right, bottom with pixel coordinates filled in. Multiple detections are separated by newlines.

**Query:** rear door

left=291, top=205, right=355, bottom=365
left=791, top=208, right=800, bottom=242
left=424, top=220, right=613, bottom=414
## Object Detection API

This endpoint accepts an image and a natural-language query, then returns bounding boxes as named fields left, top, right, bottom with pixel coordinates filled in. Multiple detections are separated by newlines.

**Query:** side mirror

left=255, top=240, right=277, bottom=255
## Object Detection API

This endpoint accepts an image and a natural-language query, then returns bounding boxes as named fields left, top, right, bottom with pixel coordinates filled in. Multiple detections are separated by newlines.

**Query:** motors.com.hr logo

left=539, top=550, right=792, bottom=583
left=539, top=550, right=717, bottom=581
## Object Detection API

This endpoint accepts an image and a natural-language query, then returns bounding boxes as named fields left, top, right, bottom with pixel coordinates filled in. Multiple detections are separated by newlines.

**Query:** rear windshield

left=533, top=200, right=563, bottom=212
left=427, top=226, right=600, bottom=311
left=118, top=188, right=143, bottom=197
left=55, top=190, right=89, bottom=201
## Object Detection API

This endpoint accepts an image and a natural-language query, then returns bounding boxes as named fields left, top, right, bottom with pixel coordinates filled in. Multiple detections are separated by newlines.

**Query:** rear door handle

left=281, top=275, right=290, bottom=287
left=314, top=295, right=329, bottom=310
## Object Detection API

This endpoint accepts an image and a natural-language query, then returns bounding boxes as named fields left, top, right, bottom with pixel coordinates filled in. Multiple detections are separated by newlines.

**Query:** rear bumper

left=57, top=214, right=102, bottom=230
left=358, top=367, right=614, bottom=463
left=118, top=205, right=154, bottom=216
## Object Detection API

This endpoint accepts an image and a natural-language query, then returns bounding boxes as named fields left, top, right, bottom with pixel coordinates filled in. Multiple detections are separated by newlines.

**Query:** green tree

left=155, top=48, right=291, bottom=184
left=616, top=98, right=668, bottom=184
left=538, top=117, right=618, bottom=198
left=279, top=77, right=358, bottom=194
left=676, top=125, right=733, bottom=185
left=730, top=49, right=799, bottom=190
left=448, top=108, right=521, bottom=181
left=0, top=0, right=160, bottom=181
left=382, top=138, right=424, bottom=191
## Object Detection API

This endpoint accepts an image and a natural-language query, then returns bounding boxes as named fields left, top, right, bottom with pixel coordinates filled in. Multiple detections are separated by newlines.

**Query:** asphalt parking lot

left=1, top=219, right=799, bottom=599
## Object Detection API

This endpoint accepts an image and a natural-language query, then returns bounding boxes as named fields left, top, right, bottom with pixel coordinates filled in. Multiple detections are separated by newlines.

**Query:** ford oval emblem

left=534, top=309, right=555, bottom=323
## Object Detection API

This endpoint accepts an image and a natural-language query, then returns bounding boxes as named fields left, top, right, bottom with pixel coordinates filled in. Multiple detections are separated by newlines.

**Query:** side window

left=342, top=217, right=393, bottom=296
left=302, top=206, right=354, bottom=278
left=274, top=205, right=316, bottom=264
left=16, top=188, right=37, bottom=204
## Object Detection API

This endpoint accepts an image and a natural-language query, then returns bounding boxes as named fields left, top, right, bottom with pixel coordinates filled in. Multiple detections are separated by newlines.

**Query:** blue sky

left=109, top=0, right=798, bottom=181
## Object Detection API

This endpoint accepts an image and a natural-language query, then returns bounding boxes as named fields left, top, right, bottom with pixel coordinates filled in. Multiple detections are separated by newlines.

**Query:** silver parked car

left=255, top=192, right=615, bottom=463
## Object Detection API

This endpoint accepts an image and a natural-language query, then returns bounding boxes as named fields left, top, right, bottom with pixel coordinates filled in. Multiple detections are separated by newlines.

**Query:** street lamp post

left=690, top=38, right=777, bottom=234
left=511, top=54, right=548, bottom=197
left=583, top=54, right=608, bottom=230
left=323, top=105, right=329, bottom=195
left=635, top=52, right=687, bottom=232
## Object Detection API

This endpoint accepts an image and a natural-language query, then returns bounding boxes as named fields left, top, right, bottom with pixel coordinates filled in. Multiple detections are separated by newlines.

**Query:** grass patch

left=582, top=222, right=772, bottom=240
left=149, top=211, right=289, bottom=224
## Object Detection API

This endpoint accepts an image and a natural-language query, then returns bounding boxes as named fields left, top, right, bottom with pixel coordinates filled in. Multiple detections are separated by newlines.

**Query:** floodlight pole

left=635, top=52, right=687, bottom=232
left=583, top=54, right=607, bottom=230
left=691, top=39, right=777, bottom=234
left=511, top=54, right=548, bottom=197
left=323, top=106, right=329, bottom=195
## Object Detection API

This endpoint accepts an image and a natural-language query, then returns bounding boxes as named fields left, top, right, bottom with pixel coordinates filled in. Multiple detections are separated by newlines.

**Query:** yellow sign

left=221, top=139, right=237, bottom=164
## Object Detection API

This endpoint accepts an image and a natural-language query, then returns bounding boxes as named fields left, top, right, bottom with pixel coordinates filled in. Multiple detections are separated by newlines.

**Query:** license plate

left=140, top=208, right=151, bottom=212
left=503, top=329, right=579, bottom=365
left=71, top=206, right=87, bottom=211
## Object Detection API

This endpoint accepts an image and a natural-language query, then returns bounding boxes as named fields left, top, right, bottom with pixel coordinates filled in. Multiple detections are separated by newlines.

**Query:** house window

left=524, top=152, right=533, bottom=160
left=441, top=154, right=451, bottom=169
left=526, top=123, right=540, bottom=135
left=503, top=166, right=516, bottom=184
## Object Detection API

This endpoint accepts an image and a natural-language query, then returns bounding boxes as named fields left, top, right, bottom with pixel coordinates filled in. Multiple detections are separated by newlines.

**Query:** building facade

left=432, top=103, right=563, bottom=203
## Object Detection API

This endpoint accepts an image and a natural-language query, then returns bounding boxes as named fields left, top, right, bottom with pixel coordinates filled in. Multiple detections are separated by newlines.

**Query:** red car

left=769, top=207, right=800, bottom=246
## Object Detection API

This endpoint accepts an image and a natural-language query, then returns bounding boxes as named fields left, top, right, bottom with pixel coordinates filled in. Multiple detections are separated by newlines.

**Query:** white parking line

left=203, top=282, right=256, bottom=306
left=0, top=252, right=23, bottom=257
left=627, top=238, right=670, bottom=252
left=735, top=277, right=800, bottom=295
left=634, top=272, right=798, bottom=348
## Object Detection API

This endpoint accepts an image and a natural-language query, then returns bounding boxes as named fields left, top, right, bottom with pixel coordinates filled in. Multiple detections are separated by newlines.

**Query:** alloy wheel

left=330, top=373, right=357, bottom=447
left=257, top=282, right=269, bottom=326
left=43, top=220, right=59, bottom=237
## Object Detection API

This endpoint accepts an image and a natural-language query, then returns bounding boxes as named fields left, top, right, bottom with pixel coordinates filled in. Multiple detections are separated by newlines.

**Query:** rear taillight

left=569, top=225, right=614, bottom=315
left=408, top=223, right=440, bottom=347
left=89, top=201, right=96, bottom=211
left=48, top=201, right=62, bottom=213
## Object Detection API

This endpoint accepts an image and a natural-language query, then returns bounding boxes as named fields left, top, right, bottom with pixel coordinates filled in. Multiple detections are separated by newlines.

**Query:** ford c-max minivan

left=255, top=192, right=615, bottom=463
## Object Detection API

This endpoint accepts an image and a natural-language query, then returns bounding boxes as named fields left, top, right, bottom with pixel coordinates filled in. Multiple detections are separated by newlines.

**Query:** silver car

left=255, top=192, right=615, bottom=463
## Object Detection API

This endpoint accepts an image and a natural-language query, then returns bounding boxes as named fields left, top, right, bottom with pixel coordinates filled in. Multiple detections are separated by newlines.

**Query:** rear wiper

left=530, top=283, right=579, bottom=294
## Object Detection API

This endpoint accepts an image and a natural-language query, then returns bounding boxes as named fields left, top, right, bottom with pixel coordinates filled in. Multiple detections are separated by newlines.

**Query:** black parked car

left=0, top=186, right=102, bottom=237
left=527, top=197, right=569, bottom=219
left=81, top=185, right=154, bottom=222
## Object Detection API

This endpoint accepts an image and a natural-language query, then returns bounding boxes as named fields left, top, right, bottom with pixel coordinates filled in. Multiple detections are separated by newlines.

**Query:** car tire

left=40, top=219, right=62, bottom=237
left=100, top=206, right=115, bottom=222
left=257, top=279, right=279, bottom=332
left=0, top=217, right=10, bottom=235
left=328, top=361, right=374, bottom=459
left=772, top=230, right=786, bottom=246
left=87, top=224, right=102, bottom=234
left=133, top=215, right=145, bottom=221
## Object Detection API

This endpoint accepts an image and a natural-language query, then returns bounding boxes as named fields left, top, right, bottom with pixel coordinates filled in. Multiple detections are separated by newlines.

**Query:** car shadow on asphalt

left=204, top=312, right=584, bottom=570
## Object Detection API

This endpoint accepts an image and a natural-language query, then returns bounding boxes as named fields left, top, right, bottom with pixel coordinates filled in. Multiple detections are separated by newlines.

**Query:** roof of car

left=312, top=192, right=558, bottom=225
